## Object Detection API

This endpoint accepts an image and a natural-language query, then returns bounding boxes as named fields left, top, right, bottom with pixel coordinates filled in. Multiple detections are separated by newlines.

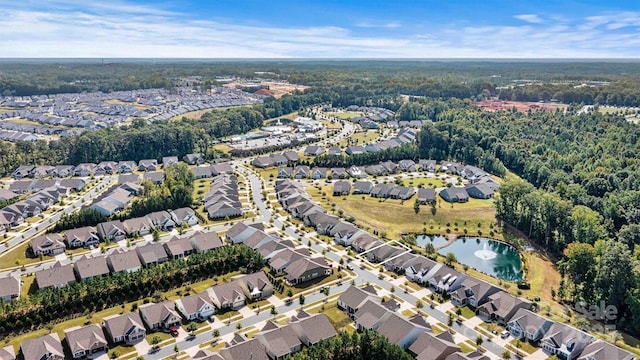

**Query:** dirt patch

left=474, top=100, right=567, bottom=113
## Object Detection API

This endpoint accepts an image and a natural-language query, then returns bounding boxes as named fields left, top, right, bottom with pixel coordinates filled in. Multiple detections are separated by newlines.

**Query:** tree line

left=0, top=244, right=265, bottom=337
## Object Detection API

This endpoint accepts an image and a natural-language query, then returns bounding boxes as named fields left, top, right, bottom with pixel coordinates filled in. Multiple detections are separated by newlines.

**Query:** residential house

left=327, top=146, right=342, bottom=156
left=171, top=207, right=198, bottom=227
left=117, top=161, right=137, bottom=174
left=427, top=265, right=467, bottom=293
left=0, top=189, right=19, bottom=202
left=293, top=165, right=310, bottom=179
left=351, top=233, right=383, bottom=253
left=267, top=247, right=310, bottom=274
left=102, top=312, right=146, bottom=345
left=30, top=234, right=66, bottom=257
left=370, top=183, right=392, bottom=198
left=191, top=349, right=223, bottom=360
left=365, top=164, right=387, bottom=177
left=404, top=256, right=439, bottom=283
left=577, top=340, right=636, bottom=360
left=450, top=278, right=501, bottom=308
left=418, top=188, right=436, bottom=204
left=304, top=145, right=325, bottom=156
left=11, top=165, right=34, bottom=179
left=164, top=236, right=194, bottom=259
left=254, top=323, right=302, bottom=360
left=353, top=180, right=373, bottom=194
left=388, top=185, right=415, bottom=200
left=183, top=153, right=203, bottom=165
left=508, top=308, right=553, bottom=342
left=138, top=159, right=158, bottom=171
left=332, top=181, right=351, bottom=196
left=64, top=226, right=99, bottom=249
left=139, top=300, right=182, bottom=332
left=540, top=322, right=594, bottom=360
left=284, top=257, right=331, bottom=286
left=477, top=291, right=532, bottom=325
left=465, top=184, right=496, bottom=199
left=207, top=282, right=247, bottom=311
left=353, top=300, right=391, bottom=331
left=376, top=313, right=431, bottom=350
left=64, top=325, right=108, bottom=359
left=122, top=217, right=153, bottom=237
left=20, top=333, right=64, bottom=360
left=408, top=331, right=461, bottom=360
left=337, top=285, right=380, bottom=317
left=118, top=174, right=140, bottom=184
left=290, top=313, right=337, bottom=346
left=189, top=231, right=223, bottom=252
left=8, top=180, right=34, bottom=194
left=239, top=271, right=274, bottom=302
left=399, top=159, right=417, bottom=172
left=366, top=243, right=403, bottom=263
left=440, top=161, right=462, bottom=174
left=107, top=248, right=143, bottom=273
left=277, top=167, right=293, bottom=179
left=211, top=162, right=233, bottom=175
left=207, top=201, right=242, bottom=220
left=0, top=345, right=15, bottom=360
left=418, top=159, right=436, bottom=172
left=59, top=178, right=86, bottom=192
left=439, top=187, right=470, bottom=203
left=219, top=338, right=268, bottom=360
left=73, top=163, right=95, bottom=177
left=96, top=161, right=117, bottom=175
left=136, top=242, right=169, bottom=267
left=193, top=166, right=212, bottom=179
left=381, top=160, right=399, bottom=174
left=74, top=255, right=110, bottom=281
left=144, top=171, right=165, bottom=185
left=53, top=165, right=75, bottom=178
left=175, top=292, right=215, bottom=321
left=5, top=201, right=41, bottom=218
left=0, top=274, right=20, bottom=302
left=310, top=167, right=327, bottom=179
left=345, top=145, right=366, bottom=155
left=306, top=213, right=340, bottom=234
left=162, top=156, right=179, bottom=168
left=97, top=220, right=127, bottom=241
left=146, top=211, right=176, bottom=231
left=282, top=151, right=300, bottom=163
left=35, top=262, right=76, bottom=290
left=330, top=167, right=346, bottom=179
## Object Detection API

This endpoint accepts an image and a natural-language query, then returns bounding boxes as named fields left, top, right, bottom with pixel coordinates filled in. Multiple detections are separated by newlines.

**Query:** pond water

left=416, top=235, right=449, bottom=249
left=437, top=237, right=522, bottom=281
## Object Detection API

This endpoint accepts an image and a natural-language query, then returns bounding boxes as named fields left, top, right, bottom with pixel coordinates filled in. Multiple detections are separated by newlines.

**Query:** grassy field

left=326, top=111, right=363, bottom=120
left=0, top=242, right=49, bottom=270
left=307, top=184, right=498, bottom=240
left=213, top=143, right=234, bottom=154
left=399, top=176, right=450, bottom=188
left=337, top=130, right=381, bottom=148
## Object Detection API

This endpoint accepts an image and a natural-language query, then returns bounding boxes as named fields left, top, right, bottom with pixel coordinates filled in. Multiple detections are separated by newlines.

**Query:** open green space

left=326, top=111, right=363, bottom=120
left=337, top=130, right=381, bottom=148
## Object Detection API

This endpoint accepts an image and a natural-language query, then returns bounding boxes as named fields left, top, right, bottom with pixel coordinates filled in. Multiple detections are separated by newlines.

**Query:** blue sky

left=0, top=0, right=638, bottom=58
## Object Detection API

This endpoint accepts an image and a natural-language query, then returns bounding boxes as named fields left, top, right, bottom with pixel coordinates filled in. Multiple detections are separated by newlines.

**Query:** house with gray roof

left=293, top=165, right=310, bottom=179
left=578, top=340, right=636, bottom=360
left=376, top=312, right=431, bottom=350
left=290, top=313, right=337, bottom=346
left=164, top=236, right=194, bottom=259
left=146, top=210, right=176, bottom=231
left=327, top=146, right=342, bottom=156
left=337, top=285, right=380, bottom=317
left=183, top=153, right=203, bottom=165
left=74, top=255, right=110, bottom=281
left=64, top=226, right=99, bottom=249
left=97, top=220, right=126, bottom=241
left=107, top=248, right=142, bottom=273
left=540, top=322, right=594, bottom=360
left=277, top=167, right=293, bottom=179
left=451, top=277, right=501, bottom=308
left=102, top=312, right=146, bottom=345
left=330, top=167, right=346, bottom=179
left=0, top=189, right=19, bottom=202
left=189, top=231, right=223, bottom=252
left=332, top=181, right=351, bottom=196
left=0, top=274, right=20, bottom=302
left=465, top=184, right=496, bottom=199
left=139, top=300, right=182, bottom=332
left=64, top=324, right=107, bottom=359
left=30, top=234, right=66, bottom=257
left=219, top=338, right=268, bottom=360
left=175, top=292, right=215, bottom=321
left=171, top=207, right=198, bottom=227
left=122, top=217, right=153, bottom=237
left=117, top=161, right=137, bottom=174
left=144, top=171, right=165, bottom=185
left=0, top=345, right=15, bottom=360
left=345, top=145, right=366, bottom=155
left=508, top=308, right=553, bottom=342
left=8, top=180, right=33, bottom=194
left=399, top=159, right=417, bottom=172
left=162, top=156, right=179, bottom=168
left=136, top=242, right=169, bottom=267
left=418, top=188, right=436, bottom=204
left=408, top=331, right=460, bottom=360
left=440, top=187, right=469, bottom=203
left=138, top=159, right=158, bottom=171
left=310, top=167, right=327, bottom=179
left=477, top=291, right=532, bottom=325
left=118, top=173, right=140, bottom=184
left=304, top=145, right=325, bottom=156
left=35, top=262, right=76, bottom=290
left=192, top=166, right=212, bottom=179
left=354, top=299, right=391, bottom=331
left=254, top=322, right=302, bottom=359
left=20, top=333, right=64, bottom=360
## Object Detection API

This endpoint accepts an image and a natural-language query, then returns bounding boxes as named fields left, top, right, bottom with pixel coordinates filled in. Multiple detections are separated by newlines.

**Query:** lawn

left=0, top=242, right=49, bottom=270
left=277, top=270, right=345, bottom=298
left=457, top=341, right=476, bottom=354
left=307, top=185, right=499, bottom=240
left=326, top=111, right=363, bottom=120
left=336, top=130, right=381, bottom=148
left=509, top=338, right=538, bottom=354
left=399, top=176, right=449, bottom=188
left=213, top=143, right=234, bottom=154
left=455, top=306, right=476, bottom=320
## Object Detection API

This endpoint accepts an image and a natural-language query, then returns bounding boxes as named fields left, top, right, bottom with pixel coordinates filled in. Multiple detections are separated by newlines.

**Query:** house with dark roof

left=8, top=180, right=34, bottom=194
left=451, top=278, right=501, bottom=308
left=419, top=159, right=437, bottom=172
left=345, top=145, right=366, bottom=155
left=304, top=145, right=325, bottom=156
left=293, top=166, right=310, bottom=179
left=97, top=220, right=126, bottom=241
left=164, top=236, right=194, bottom=259
left=254, top=323, right=302, bottom=360
left=102, top=312, right=146, bottom=345
left=376, top=312, right=431, bottom=350
left=440, top=187, right=470, bottom=203
left=330, top=167, right=347, bottom=179
left=399, top=159, right=417, bottom=172
left=183, top=153, right=203, bottom=165
left=144, top=171, right=165, bottom=185
left=20, top=333, right=64, bottom=360
left=138, top=159, right=158, bottom=172
left=0, top=274, right=20, bottom=302
left=408, top=331, right=461, bottom=360
left=577, top=340, right=636, bottom=360
left=146, top=211, right=176, bottom=231
left=327, top=146, right=342, bottom=156
left=353, top=180, right=373, bottom=194
left=465, top=184, right=496, bottom=199
left=354, top=299, right=391, bottom=331
left=64, top=325, right=108, bottom=359
left=30, top=234, right=66, bottom=257
left=175, top=292, right=215, bottom=321
left=122, top=217, right=153, bottom=237
left=136, top=242, right=169, bottom=267
left=139, top=300, right=182, bottom=332
left=540, top=322, right=594, bottom=360
left=189, top=231, right=223, bottom=252
left=508, top=308, right=553, bottom=342
left=337, top=285, right=380, bottom=317
left=171, top=207, right=198, bottom=227
left=107, top=248, right=142, bottom=273
left=219, top=338, right=268, bottom=360
left=332, top=181, right=351, bottom=196
left=35, top=262, right=76, bottom=290
left=418, top=188, right=436, bottom=204
left=284, top=257, right=330, bottom=286
left=267, top=247, right=310, bottom=274
left=162, top=156, right=179, bottom=168
left=477, top=291, right=532, bottom=325
left=310, top=167, right=327, bottom=179
left=64, top=226, right=99, bottom=249
left=74, top=255, right=110, bottom=282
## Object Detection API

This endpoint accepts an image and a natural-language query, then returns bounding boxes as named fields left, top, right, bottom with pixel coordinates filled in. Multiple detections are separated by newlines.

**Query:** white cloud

left=514, top=14, right=543, bottom=23
left=0, top=1, right=637, bottom=58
